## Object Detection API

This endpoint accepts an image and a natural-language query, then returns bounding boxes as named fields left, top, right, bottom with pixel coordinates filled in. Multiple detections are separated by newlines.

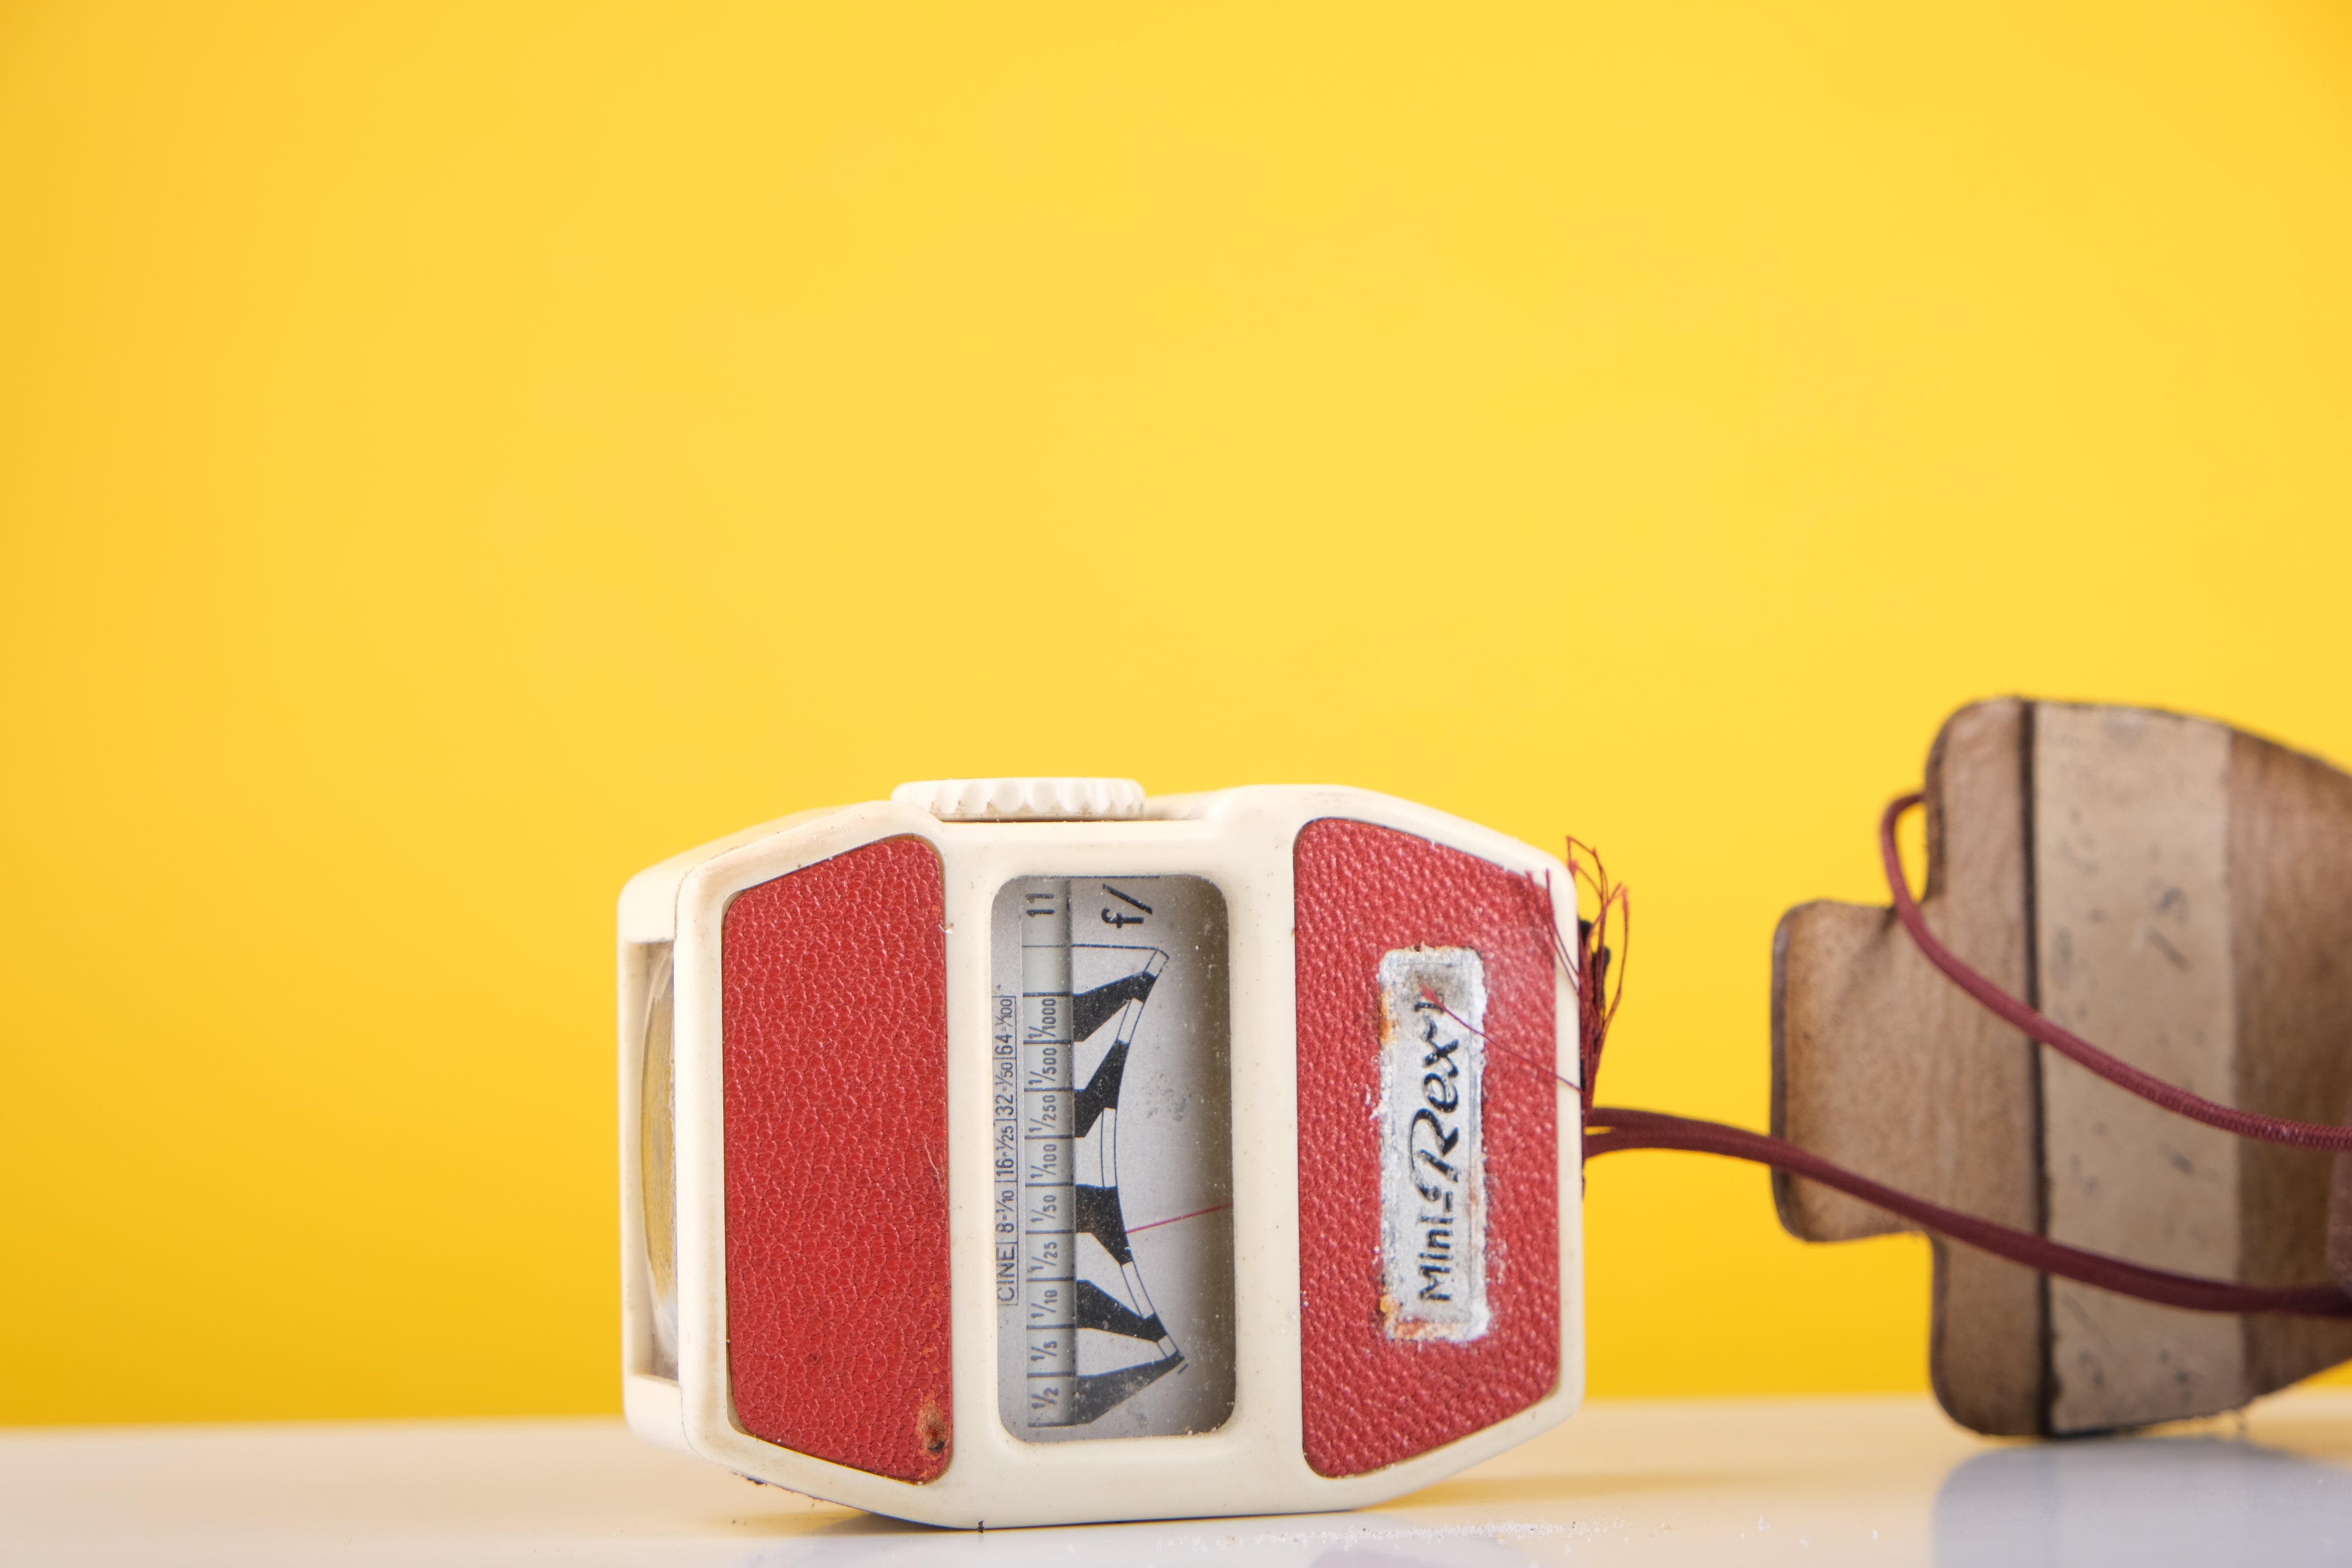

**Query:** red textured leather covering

left=1294, top=818, right=1561, bottom=1477
left=722, top=836, right=952, bottom=1483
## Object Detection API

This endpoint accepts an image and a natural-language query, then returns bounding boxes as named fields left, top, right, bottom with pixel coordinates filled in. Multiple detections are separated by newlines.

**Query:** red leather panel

left=1294, top=818, right=1561, bottom=1477
left=723, top=836, right=952, bottom=1483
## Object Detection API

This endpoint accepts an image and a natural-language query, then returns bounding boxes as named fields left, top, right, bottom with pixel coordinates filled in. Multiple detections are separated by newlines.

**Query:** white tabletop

left=6, top=1391, right=2349, bottom=1566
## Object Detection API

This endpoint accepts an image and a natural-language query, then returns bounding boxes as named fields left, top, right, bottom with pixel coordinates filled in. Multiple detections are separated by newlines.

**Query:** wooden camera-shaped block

left=1776, top=701, right=2352, bottom=1436
left=618, top=780, right=1583, bottom=1526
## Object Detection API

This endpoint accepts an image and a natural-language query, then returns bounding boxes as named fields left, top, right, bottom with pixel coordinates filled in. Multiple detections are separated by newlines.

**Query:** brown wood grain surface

left=1774, top=698, right=2352, bottom=1435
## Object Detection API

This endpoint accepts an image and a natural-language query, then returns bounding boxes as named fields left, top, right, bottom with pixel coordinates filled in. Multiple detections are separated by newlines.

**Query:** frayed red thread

left=1564, top=837, right=1628, bottom=1116
left=1504, top=843, right=1627, bottom=1116
left=1414, top=834, right=1626, bottom=1114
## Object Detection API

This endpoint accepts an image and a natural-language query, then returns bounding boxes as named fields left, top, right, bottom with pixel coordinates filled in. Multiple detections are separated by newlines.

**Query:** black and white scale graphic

left=992, top=876, right=1236, bottom=1441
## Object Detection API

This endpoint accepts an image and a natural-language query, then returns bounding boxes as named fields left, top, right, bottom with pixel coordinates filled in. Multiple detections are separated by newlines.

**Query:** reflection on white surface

left=1934, top=1435, right=2352, bottom=1567
left=743, top=1517, right=1555, bottom=1568
left=4, top=1395, right=2349, bottom=1565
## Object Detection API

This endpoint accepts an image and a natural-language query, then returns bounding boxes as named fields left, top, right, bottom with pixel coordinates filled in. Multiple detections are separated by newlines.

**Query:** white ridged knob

left=891, top=777, right=1147, bottom=822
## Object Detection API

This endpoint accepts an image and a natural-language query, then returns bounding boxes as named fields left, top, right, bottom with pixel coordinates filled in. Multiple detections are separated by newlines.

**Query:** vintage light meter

left=618, top=779, right=1583, bottom=1526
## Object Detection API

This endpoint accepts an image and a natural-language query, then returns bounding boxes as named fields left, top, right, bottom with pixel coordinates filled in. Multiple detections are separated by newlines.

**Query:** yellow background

left=6, top=1, right=2351, bottom=1425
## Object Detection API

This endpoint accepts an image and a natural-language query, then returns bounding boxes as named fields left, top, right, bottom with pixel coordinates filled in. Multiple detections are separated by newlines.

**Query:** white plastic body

left=617, top=785, right=1585, bottom=1528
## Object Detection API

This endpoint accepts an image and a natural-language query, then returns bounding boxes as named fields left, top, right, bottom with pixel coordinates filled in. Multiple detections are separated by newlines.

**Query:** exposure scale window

left=990, top=875, right=1236, bottom=1442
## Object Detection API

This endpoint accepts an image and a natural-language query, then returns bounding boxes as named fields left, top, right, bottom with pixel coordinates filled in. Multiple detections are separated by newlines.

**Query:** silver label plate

left=1378, top=946, right=1489, bottom=1342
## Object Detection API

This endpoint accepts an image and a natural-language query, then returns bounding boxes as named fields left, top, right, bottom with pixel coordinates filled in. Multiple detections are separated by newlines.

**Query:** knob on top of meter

left=893, top=777, right=1146, bottom=822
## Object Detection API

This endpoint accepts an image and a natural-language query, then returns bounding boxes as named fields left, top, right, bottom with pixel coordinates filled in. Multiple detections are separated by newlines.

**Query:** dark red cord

left=1583, top=1108, right=2352, bottom=1318
left=1554, top=813, right=2352, bottom=1321
left=1879, top=793, right=2352, bottom=1155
